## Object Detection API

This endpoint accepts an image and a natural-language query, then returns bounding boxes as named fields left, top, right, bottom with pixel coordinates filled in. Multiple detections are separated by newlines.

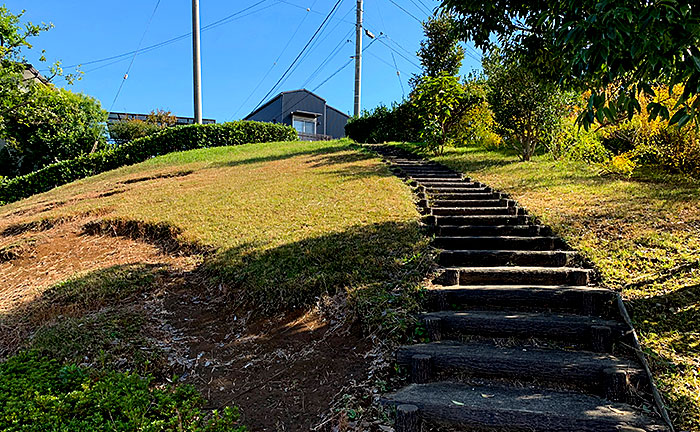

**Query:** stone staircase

left=369, top=146, right=670, bottom=432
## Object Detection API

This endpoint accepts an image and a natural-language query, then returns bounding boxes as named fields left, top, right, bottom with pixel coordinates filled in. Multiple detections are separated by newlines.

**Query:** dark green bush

left=0, top=121, right=297, bottom=205
left=0, top=352, right=245, bottom=431
left=345, top=101, right=421, bottom=144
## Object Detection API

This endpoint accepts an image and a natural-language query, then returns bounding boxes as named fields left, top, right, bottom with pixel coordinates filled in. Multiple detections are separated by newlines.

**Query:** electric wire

left=55, top=0, right=273, bottom=72
left=283, top=3, right=354, bottom=89
left=386, top=0, right=421, bottom=23
left=390, top=51, right=405, bottom=97
left=249, top=0, right=344, bottom=113
left=278, top=36, right=382, bottom=120
left=231, top=0, right=320, bottom=119
left=407, top=0, right=431, bottom=16
left=108, top=0, right=162, bottom=112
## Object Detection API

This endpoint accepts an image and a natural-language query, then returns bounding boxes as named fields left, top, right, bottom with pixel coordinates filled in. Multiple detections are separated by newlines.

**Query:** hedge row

left=345, top=102, right=422, bottom=144
left=0, top=121, right=297, bottom=205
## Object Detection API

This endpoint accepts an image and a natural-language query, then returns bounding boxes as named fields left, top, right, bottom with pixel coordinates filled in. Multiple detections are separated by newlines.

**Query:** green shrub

left=0, top=352, right=245, bottom=431
left=108, top=119, right=162, bottom=144
left=345, top=101, right=421, bottom=144
left=0, top=85, right=108, bottom=178
left=0, top=121, right=297, bottom=205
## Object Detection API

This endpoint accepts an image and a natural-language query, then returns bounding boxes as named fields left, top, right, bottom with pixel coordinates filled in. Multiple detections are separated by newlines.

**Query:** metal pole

left=354, top=0, right=363, bottom=117
left=192, top=0, right=203, bottom=124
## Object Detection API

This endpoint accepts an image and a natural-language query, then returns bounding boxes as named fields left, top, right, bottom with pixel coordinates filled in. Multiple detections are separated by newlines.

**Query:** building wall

left=246, top=96, right=284, bottom=124
left=280, top=91, right=327, bottom=134
left=245, top=90, right=350, bottom=139
left=326, top=107, right=350, bottom=139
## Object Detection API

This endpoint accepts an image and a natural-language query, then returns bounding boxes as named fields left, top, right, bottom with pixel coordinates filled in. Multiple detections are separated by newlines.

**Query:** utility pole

left=192, top=0, right=203, bottom=124
left=353, top=0, right=363, bottom=117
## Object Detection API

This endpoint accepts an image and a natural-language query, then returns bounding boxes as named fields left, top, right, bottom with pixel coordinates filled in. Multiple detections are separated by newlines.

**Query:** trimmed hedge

left=0, top=121, right=297, bottom=205
left=345, top=102, right=422, bottom=144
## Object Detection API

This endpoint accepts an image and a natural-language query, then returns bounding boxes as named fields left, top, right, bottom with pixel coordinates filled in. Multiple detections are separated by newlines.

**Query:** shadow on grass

left=2, top=220, right=434, bottom=371
left=207, top=221, right=433, bottom=318
left=0, top=263, right=168, bottom=373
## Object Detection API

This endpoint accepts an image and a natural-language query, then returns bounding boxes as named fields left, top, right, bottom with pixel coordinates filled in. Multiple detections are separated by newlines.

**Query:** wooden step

left=429, top=191, right=496, bottom=200
left=420, top=310, right=627, bottom=352
left=424, top=285, right=616, bottom=317
left=436, top=266, right=591, bottom=286
left=383, top=382, right=668, bottom=432
left=431, top=199, right=506, bottom=208
left=437, top=224, right=550, bottom=237
left=424, top=185, right=487, bottom=193
left=438, top=250, right=578, bottom=267
left=434, top=235, right=564, bottom=250
left=397, top=341, right=644, bottom=397
left=414, top=180, right=474, bottom=187
left=432, top=207, right=513, bottom=216
left=432, top=215, right=529, bottom=226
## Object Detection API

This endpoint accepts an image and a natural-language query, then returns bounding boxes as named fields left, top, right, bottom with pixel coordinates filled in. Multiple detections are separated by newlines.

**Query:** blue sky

left=7, top=0, right=481, bottom=122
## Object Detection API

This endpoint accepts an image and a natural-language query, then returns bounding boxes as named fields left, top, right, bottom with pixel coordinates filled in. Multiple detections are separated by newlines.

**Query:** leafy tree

left=1, top=84, right=107, bottom=176
left=416, top=13, right=465, bottom=79
left=440, top=0, right=700, bottom=128
left=108, top=109, right=178, bottom=144
left=483, top=50, right=571, bottom=161
left=412, top=73, right=480, bottom=154
left=0, top=6, right=104, bottom=177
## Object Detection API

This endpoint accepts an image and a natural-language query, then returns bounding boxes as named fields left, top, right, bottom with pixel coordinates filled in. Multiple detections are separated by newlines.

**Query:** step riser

left=432, top=216, right=529, bottom=226
left=424, top=186, right=487, bottom=193
left=414, top=181, right=474, bottom=187
left=437, top=225, right=549, bottom=237
left=421, top=313, right=626, bottom=353
left=430, top=199, right=506, bottom=208
left=432, top=207, right=514, bottom=216
left=434, top=237, right=561, bottom=250
left=429, top=192, right=496, bottom=200
left=425, top=288, right=615, bottom=317
left=435, top=268, right=590, bottom=286
left=438, top=251, right=576, bottom=267
left=396, top=351, right=643, bottom=399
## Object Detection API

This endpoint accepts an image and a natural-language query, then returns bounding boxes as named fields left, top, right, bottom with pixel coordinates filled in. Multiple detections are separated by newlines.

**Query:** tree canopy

left=414, top=13, right=465, bottom=81
left=440, top=0, right=700, bottom=128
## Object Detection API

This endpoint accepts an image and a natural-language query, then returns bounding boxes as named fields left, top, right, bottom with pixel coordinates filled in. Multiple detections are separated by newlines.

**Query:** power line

left=231, top=0, right=320, bottom=119
left=376, top=37, right=421, bottom=69
left=109, top=0, right=162, bottom=112
left=390, top=52, right=405, bottom=97
left=55, top=0, right=274, bottom=72
left=279, top=36, right=382, bottom=119
left=407, top=0, right=431, bottom=16
left=283, top=3, right=354, bottom=89
left=386, top=0, right=421, bottom=23
left=250, top=0, right=344, bottom=113
left=301, top=28, right=354, bottom=88
left=416, top=0, right=434, bottom=15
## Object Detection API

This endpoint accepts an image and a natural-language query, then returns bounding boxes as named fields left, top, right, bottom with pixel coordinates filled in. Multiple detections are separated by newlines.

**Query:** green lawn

left=396, top=142, right=700, bottom=431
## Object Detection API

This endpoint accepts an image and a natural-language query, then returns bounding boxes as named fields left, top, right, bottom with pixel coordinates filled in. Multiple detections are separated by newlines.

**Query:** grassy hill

left=396, top=142, right=700, bottom=431
left=0, top=139, right=431, bottom=430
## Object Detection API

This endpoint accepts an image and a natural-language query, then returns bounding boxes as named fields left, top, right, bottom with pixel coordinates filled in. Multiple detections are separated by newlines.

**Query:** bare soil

left=0, top=215, right=375, bottom=431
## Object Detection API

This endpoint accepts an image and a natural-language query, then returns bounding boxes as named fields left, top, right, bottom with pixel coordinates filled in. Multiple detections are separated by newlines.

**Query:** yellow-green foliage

left=600, top=86, right=700, bottom=177
left=458, top=100, right=502, bottom=149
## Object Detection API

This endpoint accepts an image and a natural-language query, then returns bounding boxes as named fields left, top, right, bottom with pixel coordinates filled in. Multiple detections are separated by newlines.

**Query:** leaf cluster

left=1, top=84, right=108, bottom=177
left=345, top=102, right=422, bottom=143
left=0, top=352, right=245, bottom=431
left=440, top=0, right=700, bottom=128
left=412, top=73, right=483, bottom=154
